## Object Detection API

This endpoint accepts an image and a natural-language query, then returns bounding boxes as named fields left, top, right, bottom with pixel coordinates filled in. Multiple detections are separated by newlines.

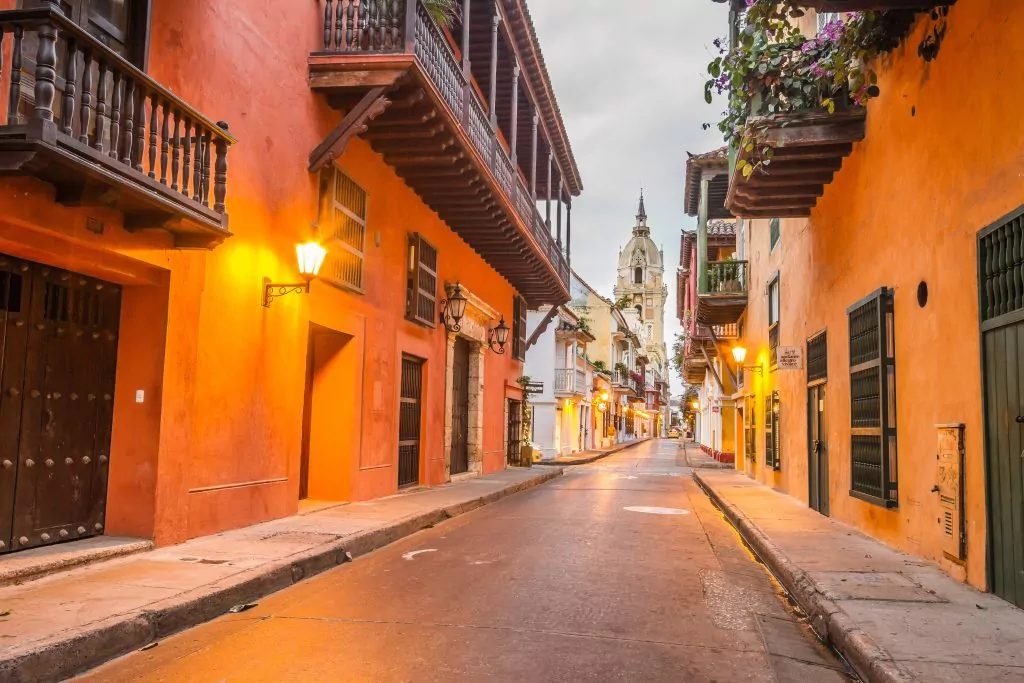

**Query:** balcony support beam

left=566, top=196, right=572, bottom=267
left=545, top=151, right=552, bottom=229
left=509, top=61, right=520, bottom=165
left=309, top=86, right=394, bottom=172
left=461, top=0, right=472, bottom=70
left=488, top=12, right=499, bottom=126
left=697, top=176, right=709, bottom=294
left=556, top=177, right=562, bottom=247
left=530, top=111, right=538, bottom=198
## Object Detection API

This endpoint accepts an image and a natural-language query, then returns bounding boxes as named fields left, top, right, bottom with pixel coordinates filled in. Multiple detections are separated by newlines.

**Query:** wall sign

left=777, top=346, right=804, bottom=370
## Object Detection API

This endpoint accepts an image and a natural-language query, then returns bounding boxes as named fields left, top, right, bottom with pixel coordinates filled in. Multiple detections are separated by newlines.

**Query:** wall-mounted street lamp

left=690, top=399, right=700, bottom=411
left=731, top=345, right=764, bottom=375
left=263, top=242, right=327, bottom=308
left=488, top=317, right=510, bottom=354
left=439, top=283, right=468, bottom=333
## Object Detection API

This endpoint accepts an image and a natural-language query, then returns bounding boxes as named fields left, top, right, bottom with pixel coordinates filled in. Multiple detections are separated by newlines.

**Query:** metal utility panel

left=936, top=424, right=965, bottom=562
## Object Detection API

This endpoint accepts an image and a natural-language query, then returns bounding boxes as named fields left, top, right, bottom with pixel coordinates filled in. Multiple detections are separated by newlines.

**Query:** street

left=77, top=441, right=852, bottom=683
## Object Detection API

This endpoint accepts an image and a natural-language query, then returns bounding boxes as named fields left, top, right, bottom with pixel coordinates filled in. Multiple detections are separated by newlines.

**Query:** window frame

left=847, top=287, right=898, bottom=508
left=769, top=218, right=781, bottom=252
left=767, top=272, right=780, bottom=368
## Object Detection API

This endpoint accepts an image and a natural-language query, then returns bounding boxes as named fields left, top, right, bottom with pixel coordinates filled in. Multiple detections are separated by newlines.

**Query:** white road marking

left=402, top=549, right=438, bottom=561
left=624, top=506, right=691, bottom=516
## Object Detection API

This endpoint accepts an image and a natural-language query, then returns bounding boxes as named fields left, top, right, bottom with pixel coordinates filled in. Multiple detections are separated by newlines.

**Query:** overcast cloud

left=529, top=1, right=730, bottom=396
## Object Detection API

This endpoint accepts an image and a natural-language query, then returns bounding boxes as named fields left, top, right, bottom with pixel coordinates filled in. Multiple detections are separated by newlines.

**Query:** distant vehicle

left=667, top=427, right=681, bottom=439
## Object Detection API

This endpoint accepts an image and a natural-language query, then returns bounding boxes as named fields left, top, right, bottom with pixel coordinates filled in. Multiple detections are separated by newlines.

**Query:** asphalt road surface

left=78, top=440, right=854, bottom=682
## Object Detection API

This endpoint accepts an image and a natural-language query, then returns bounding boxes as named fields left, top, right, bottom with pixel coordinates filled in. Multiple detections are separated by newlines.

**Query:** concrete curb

left=692, top=471, right=914, bottom=683
left=534, top=438, right=653, bottom=466
left=0, top=467, right=563, bottom=683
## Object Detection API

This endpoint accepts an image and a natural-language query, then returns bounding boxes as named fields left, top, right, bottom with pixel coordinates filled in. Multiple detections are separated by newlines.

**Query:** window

left=744, top=395, right=756, bottom=461
left=848, top=287, right=898, bottom=508
left=319, top=166, right=367, bottom=292
left=406, top=234, right=437, bottom=327
left=807, top=331, right=828, bottom=383
left=767, top=274, right=780, bottom=367
left=764, top=391, right=781, bottom=470
left=512, top=294, right=527, bottom=361
left=634, top=267, right=643, bottom=284
left=770, top=218, right=781, bottom=251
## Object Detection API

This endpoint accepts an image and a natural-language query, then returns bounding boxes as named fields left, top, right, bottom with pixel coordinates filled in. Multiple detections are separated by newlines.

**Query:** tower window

left=634, top=267, right=643, bottom=284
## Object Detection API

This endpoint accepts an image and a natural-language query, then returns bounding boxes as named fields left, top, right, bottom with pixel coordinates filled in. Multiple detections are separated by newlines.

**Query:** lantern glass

left=448, top=284, right=468, bottom=322
left=296, top=242, right=327, bottom=280
left=731, top=345, right=748, bottom=364
left=494, top=317, right=510, bottom=345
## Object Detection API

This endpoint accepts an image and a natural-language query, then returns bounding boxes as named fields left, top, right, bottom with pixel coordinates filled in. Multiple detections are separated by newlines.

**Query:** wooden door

left=0, top=257, right=120, bottom=552
left=0, top=259, right=32, bottom=553
left=807, top=384, right=829, bottom=516
left=398, top=356, right=423, bottom=488
left=450, top=338, right=469, bottom=476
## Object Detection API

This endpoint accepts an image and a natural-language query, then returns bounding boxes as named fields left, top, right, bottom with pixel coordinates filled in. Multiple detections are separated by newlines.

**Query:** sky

left=529, top=1, right=730, bottom=397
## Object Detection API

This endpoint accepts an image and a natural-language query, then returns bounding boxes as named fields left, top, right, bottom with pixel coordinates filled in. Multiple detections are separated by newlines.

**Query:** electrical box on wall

left=935, top=424, right=966, bottom=563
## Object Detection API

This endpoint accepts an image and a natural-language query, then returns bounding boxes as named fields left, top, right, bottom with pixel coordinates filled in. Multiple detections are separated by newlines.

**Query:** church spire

left=634, top=190, right=650, bottom=235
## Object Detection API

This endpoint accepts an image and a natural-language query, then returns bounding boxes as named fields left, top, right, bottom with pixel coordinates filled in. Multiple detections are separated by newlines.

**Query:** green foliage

left=613, top=294, right=631, bottom=311
left=591, top=359, right=608, bottom=373
left=423, top=0, right=460, bottom=27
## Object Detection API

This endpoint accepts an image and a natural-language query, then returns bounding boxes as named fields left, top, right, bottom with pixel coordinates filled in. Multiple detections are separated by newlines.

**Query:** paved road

left=78, top=440, right=853, bottom=682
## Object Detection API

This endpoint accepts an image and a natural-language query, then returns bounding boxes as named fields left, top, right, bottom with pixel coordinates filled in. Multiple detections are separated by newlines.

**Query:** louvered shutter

left=513, top=295, right=527, bottom=361
left=407, top=234, right=438, bottom=327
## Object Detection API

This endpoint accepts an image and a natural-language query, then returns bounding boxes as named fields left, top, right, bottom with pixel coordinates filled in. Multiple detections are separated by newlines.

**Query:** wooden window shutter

left=848, top=287, right=898, bottom=508
left=513, top=295, right=527, bottom=361
left=320, top=166, right=367, bottom=293
left=406, top=234, right=438, bottom=327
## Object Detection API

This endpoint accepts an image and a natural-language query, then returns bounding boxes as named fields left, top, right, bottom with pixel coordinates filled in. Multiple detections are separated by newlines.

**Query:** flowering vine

left=705, top=2, right=908, bottom=177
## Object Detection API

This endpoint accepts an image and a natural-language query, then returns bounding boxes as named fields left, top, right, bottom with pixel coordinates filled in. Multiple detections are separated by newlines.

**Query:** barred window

left=807, top=331, right=827, bottom=384
left=848, top=288, right=898, bottom=508
left=406, top=234, right=437, bottom=327
left=319, top=166, right=366, bottom=292
left=764, top=390, right=780, bottom=470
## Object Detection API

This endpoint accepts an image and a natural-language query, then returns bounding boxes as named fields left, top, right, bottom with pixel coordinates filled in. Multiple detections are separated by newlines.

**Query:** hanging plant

left=423, top=0, right=461, bottom=27
left=704, top=3, right=910, bottom=176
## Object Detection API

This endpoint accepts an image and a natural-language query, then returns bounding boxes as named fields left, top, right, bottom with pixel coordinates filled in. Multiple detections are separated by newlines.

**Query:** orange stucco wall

left=738, top=0, right=1023, bottom=589
left=0, top=0, right=525, bottom=545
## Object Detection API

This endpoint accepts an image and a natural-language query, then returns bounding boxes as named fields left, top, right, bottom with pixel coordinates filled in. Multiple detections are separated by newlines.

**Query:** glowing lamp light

left=731, top=345, right=748, bottom=364
left=296, top=241, right=327, bottom=280
left=690, top=400, right=700, bottom=411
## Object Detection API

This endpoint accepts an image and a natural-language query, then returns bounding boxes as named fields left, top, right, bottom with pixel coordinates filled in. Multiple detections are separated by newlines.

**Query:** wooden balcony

left=0, top=7, right=235, bottom=248
left=309, top=0, right=578, bottom=306
left=554, top=368, right=587, bottom=397
left=726, top=108, right=865, bottom=219
left=683, top=356, right=707, bottom=385
left=696, top=260, right=748, bottom=326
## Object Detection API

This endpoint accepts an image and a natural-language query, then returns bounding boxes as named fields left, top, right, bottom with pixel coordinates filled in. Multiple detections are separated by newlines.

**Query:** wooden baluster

left=181, top=118, right=191, bottom=197
left=132, top=86, right=146, bottom=172
left=147, top=93, right=158, bottom=178
left=108, top=72, right=121, bottom=159
left=120, top=80, right=134, bottom=164
left=324, top=0, right=334, bottom=50
left=213, top=121, right=229, bottom=213
left=159, top=103, right=170, bottom=184
left=78, top=51, right=93, bottom=144
left=60, top=40, right=77, bottom=135
left=34, top=18, right=58, bottom=121
left=192, top=129, right=202, bottom=201
left=93, top=63, right=108, bottom=152
left=391, top=0, right=400, bottom=48
left=378, top=0, right=387, bottom=50
left=358, top=0, right=367, bottom=49
left=346, top=0, right=355, bottom=50
left=1015, top=219, right=1024, bottom=311
left=170, top=112, right=181, bottom=191
left=335, top=0, right=344, bottom=50
left=367, top=0, right=376, bottom=49
left=8, top=27, right=24, bottom=123
left=201, top=131, right=211, bottom=206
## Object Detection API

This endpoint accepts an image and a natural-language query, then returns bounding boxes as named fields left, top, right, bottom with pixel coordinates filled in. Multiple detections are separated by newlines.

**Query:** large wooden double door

left=0, top=255, right=120, bottom=553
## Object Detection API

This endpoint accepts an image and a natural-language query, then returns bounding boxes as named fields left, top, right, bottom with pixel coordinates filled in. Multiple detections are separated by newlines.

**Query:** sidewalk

left=535, top=437, right=651, bottom=466
left=681, top=441, right=732, bottom=469
left=0, top=467, right=561, bottom=683
left=694, top=468, right=1024, bottom=683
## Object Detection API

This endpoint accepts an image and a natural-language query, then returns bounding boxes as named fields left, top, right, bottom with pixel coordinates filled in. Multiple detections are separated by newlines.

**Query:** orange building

left=0, top=0, right=581, bottom=553
left=698, top=0, right=1024, bottom=608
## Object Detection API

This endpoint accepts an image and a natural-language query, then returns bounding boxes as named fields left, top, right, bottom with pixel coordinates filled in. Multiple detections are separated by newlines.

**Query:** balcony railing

left=554, top=368, right=587, bottom=395
left=0, top=6, right=235, bottom=247
left=706, top=260, right=748, bottom=295
left=315, top=0, right=570, bottom=293
left=694, top=323, right=739, bottom=340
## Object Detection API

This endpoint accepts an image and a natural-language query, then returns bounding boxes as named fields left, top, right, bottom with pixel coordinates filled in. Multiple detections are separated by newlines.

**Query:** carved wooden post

left=181, top=119, right=192, bottom=196
left=119, top=80, right=135, bottom=164
left=566, top=196, right=572, bottom=267
left=545, top=151, right=552, bottom=228
left=159, top=104, right=170, bottom=184
left=108, top=73, right=121, bottom=159
left=324, top=0, right=334, bottom=49
left=79, top=52, right=93, bottom=143
left=171, top=113, right=181, bottom=191
left=8, top=27, right=24, bottom=123
left=461, top=0, right=472, bottom=68
left=214, top=122, right=229, bottom=213
left=529, top=111, right=538, bottom=199
left=132, top=87, right=146, bottom=172
left=34, top=17, right=59, bottom=121
left=556, top=178, right=562, bottom=247
left=93, top=64, right=108, bottom=152
left=509, top=60, right=520, bottom=164
left=488, top=12, right=499, bottom=127
left=148, top=94, right=158, bottom=177
left=60, top=41, right=77, bottom=134
left=403, top=0, right=417, bottom=52
left=202, top=131, right=212, bottom=205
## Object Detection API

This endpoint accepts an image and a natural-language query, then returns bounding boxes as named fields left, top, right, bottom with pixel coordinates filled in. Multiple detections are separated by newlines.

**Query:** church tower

left=614, top=192, right=669, bottom=380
